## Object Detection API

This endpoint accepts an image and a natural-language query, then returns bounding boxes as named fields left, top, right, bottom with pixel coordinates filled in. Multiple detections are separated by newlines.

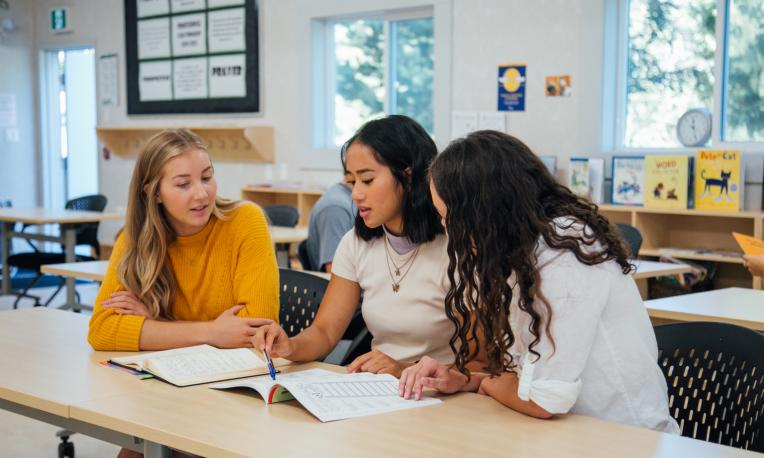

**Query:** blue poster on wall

left=497, top=63, right=526, bottom=111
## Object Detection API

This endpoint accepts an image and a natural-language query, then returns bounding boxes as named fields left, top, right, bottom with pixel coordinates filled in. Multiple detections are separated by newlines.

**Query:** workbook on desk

left=108, top=344, right=289, bottom=387
left=209, top=368, right=441, bottom=422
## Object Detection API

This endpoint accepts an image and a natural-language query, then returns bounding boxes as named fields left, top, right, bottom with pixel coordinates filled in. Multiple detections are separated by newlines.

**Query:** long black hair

left=341, top=115, right=443, bottom=243
left=429, top=130, right=633, bottom=377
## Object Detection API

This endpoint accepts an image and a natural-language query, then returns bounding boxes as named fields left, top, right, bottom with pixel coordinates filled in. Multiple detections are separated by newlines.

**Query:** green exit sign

left=50, top=8, right=69, bottom=32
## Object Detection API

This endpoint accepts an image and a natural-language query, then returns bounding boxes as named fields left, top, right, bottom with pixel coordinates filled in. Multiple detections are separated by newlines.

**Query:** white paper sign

left=173, top=57, right=207, bottom=99
left=209, top=54, right=246, bottom=98
left=98, top=54, right=119, bottom=106
left=0, top=94, right=17, bottom=128
left=170, top=0, right=205, bottom=13
left=138, top=18, right=171, bottom=59
left=137, top=0, right=169, bottom=18
left=208, top=7, right=246, bottom=53
left=172, top=13, right=206, bottom=56
left=139, top=61, right=173, bottom=101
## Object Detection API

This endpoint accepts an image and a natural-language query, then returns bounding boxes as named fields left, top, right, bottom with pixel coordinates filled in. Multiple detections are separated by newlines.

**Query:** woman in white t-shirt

left=399, top=130, right=679, bottom=433
left=252, top=115, right=453, bottom=376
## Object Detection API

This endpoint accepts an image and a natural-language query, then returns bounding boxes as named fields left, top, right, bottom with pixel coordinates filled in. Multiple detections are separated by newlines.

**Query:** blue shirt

left=306, top=183, right=356, bottom=270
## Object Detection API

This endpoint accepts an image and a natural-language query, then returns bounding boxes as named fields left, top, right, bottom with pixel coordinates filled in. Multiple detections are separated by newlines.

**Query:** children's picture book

left=732, top=232, right=764, bottom=256
left=588, top=158, right=605, bottom=204
left=209, top=368, right=441, bottom=422
left=694, top=150, right=742, bottom=211
left=644, top=155, right=691, bottom=209
left=568, top=157, right=590, bottom=198
left=611, top=156, right=645, bottom=206
left=109, top=344, right=289, bottom=387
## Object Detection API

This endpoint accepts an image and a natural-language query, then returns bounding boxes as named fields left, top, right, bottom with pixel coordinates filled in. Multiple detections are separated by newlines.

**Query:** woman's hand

left=101, top=291, right=153, bottom=318
left=742, top=255, right=764, bottom=277
left=398, top=356, right=470, bottom=400
left=207, top=305, right=274, bottom=349
left=346, top=350, right=408, bottom=377
left=251, top=321, right=293, bottom=358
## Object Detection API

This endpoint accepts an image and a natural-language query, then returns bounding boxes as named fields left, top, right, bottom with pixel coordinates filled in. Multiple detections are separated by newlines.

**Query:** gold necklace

left=383, top=237, right=420, bottom=293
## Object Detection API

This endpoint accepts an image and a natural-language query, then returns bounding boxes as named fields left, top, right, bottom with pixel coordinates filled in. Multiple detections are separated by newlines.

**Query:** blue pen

left=264, top=349, right=276, bottom=380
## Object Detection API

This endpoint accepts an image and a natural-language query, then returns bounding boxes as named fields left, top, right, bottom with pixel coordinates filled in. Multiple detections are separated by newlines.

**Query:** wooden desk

left=0, top=308, right=756, bottom=458
left=632, top=260, right=693, bottom=280
left=41, top=260, right=109, bottom=282
left=645, top=287, right=764, bottom=331
left=269, top=225, right=308, bottom=244
left=0, top=208, right=122, bottom=309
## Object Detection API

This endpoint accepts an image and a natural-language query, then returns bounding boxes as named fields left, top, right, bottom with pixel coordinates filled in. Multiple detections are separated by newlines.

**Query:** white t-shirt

left=332, top=231, right=454, bottom=364
left=509, top=219, right=679, bottom=433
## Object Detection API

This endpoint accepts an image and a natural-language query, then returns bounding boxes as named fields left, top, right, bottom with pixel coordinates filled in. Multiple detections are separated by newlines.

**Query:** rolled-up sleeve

left=515, top=251, right=608, bottom=414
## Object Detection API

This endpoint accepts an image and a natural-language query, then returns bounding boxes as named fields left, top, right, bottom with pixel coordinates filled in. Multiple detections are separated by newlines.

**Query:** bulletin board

left=124, top=0, right=259, bottom=114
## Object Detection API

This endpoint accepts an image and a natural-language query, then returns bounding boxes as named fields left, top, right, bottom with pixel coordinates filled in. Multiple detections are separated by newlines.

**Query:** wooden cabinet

left=599, top=205, right=763, bottom=290
left=240, top=186, right=324, bottom=227
left=96, top=126, right=274, bottom=163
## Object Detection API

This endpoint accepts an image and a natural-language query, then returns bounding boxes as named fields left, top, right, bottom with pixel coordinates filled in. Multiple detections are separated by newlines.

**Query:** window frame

left=609, top=0, right=763, bottom=154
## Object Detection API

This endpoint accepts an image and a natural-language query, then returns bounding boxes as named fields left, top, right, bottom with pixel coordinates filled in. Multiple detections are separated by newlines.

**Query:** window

left=322, top=11, right=434, bottom=147
left=617, top=0, right=764, bottom=148
left=723, top=0, right=764, bottom=142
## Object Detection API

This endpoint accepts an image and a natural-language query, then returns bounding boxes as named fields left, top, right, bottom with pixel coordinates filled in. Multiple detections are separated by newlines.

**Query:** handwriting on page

left=153, top=349, right=262, bottom=377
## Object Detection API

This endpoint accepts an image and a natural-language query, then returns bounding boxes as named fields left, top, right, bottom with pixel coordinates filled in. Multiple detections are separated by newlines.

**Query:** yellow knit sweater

left=88, top=203, right=280, bottom=351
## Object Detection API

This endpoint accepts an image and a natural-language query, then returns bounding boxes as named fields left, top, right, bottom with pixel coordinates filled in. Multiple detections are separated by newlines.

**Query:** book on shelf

left=611, top=156, right=645, bottom=206
left=209, top=368, right=441, bottom=422
left=644, top=155, right=692, bottom=209
left=656, top=247, right=743, bottom=260
left=568, top=157, right=604, bottom=203
left=108, top=344, right=289, bottom=387
left=732, top=232, right=764, bottom=256
left=694, top=150, right=743, bottom=212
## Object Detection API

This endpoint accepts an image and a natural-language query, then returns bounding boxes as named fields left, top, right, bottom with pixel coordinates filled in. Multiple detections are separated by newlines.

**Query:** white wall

left=0, top=0, right=38, bottom=208
left=23, top=0, right=609, bottom=241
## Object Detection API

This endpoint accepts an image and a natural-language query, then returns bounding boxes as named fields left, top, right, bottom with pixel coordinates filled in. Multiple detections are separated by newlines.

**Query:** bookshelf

left=240, top=186, right=325, bottom=227
left=96, top=126, right=275, bottom=163
left=599, top=205, right=762, bottom=290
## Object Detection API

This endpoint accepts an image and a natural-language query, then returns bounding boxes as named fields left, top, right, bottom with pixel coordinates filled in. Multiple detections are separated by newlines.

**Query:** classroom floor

left=0, top=283, right=120, bottom=457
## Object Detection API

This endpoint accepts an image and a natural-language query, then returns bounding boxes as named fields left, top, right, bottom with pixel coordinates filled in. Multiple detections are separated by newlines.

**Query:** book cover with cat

left=644, top=155, right=690, bottom=209
left=694, top=150, right=742, bottom=212
left=568, top=157, right=590, bottom=198
left=611, top=156, right=645, bottom=206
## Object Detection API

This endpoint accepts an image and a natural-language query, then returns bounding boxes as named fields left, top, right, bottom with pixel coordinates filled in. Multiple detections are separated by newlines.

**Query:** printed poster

left=498, top=63, right=526, bottom=112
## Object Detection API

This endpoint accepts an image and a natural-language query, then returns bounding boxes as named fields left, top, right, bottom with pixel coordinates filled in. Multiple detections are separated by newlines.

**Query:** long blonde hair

left=117, top=129, right=242, bottom=319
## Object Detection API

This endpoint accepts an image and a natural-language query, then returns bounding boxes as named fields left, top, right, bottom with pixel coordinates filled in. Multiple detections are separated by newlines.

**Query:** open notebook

left=109, top=344, right=289, bottom=387
left=209, top=368, right=441, bottom=422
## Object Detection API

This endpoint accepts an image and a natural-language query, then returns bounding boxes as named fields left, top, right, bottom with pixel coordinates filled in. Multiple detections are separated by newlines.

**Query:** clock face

left=677, top=109, right=712, bottom=147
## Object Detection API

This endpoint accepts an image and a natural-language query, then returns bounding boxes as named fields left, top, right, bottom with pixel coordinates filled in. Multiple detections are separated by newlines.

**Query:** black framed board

left=125, top=0, right=259, bottom=114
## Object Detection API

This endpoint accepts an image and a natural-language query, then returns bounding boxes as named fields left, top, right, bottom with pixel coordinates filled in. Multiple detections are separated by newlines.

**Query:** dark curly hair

left=429, top=130, right=633, bottom=377
left=341, top=115, right=443, bottom=243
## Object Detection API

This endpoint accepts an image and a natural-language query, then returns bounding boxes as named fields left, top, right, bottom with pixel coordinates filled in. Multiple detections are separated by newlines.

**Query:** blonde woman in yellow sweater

left=88, top=129, right=279, bottom=352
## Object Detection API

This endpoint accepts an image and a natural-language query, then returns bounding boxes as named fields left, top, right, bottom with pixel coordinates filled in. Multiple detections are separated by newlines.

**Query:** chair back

left=297, top=240, right=314, bottom=271
left=615, top=223, right=642, bottom=257
left=264, top=205, right=299, bottom=227
left=63, top=194, right=107, bottom=256
left=279, top=268, right=327, bottom=337
left=654, top=322, right=764, bottom=451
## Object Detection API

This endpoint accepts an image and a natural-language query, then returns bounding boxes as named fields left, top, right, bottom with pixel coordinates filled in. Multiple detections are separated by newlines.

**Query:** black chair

left=654, top=322, right=764, bottom=452
left=264, top=205, right=300, bottom=268
left=615, top=223, right=643, bottom=257
left=278, top=268, right=369, bottom=365
left=297, top=239, right=314, bottom=271
left=8, top=194, right=107, bottom=308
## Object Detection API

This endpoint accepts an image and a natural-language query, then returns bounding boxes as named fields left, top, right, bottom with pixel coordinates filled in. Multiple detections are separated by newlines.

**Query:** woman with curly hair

left=400, top=130, right=678, bottom=433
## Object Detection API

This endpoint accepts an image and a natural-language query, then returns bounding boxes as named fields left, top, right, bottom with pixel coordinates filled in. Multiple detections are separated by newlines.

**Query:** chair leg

left=13, top=273, right=42, bottom=309
left=43, top=281, right=66, bottom=308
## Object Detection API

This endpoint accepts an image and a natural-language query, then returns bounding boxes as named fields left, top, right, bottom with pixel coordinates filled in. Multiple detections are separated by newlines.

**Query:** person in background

left=304, top=173, right=356, bottom=272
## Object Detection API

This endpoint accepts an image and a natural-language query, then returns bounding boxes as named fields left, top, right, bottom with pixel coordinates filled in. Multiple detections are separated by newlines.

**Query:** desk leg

left=64, top=228, right=78, bottom=312
left=143, top=441, right=172, bottom=458
left=1, top=222, right=11, bottom=295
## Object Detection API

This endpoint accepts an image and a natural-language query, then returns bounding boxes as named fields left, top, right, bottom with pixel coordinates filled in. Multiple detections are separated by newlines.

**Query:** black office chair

left=278, top=268, right=369, bottom=365
left=615, top=223, right=643, bottom=257
left=264, top=205, right=300, bottom=268
left=297, top=239, right=314, bottom=271
left=654, top=322, right=764, bottom=452
left=8, top=194, right=107, bottom=308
